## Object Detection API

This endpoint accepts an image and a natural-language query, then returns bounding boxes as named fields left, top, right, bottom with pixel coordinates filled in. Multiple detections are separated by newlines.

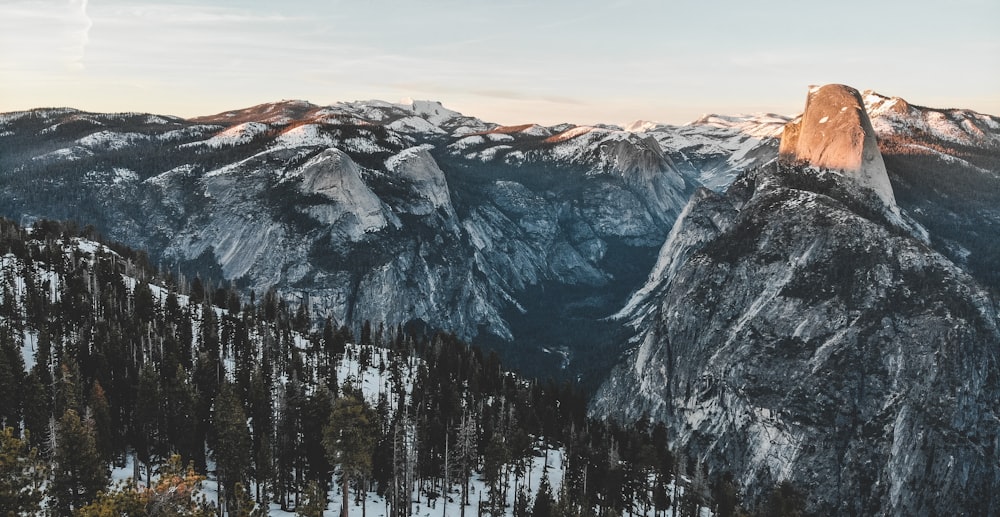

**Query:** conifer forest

left=0, top=218, right=804, bottom=516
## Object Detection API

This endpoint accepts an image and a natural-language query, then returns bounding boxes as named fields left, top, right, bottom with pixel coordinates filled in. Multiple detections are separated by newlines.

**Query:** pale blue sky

left=1, top=0, right=998, bottom=125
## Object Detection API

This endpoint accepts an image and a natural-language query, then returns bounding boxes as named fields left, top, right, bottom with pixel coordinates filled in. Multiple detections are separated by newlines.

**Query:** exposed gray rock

left=780, top=84, right=897, bottom=211
left=298, top=148, right=397, bottom=239
left=0, top=102, right=700, bottom=377
left=592, top=161, right=1000, bottom=515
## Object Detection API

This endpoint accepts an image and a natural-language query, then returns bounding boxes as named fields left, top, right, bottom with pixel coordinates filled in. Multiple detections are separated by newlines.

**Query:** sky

left=1, top=0, right=998, bottom=126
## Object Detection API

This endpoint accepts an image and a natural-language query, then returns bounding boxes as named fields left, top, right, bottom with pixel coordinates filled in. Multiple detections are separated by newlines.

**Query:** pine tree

left=297, top=480, right=328, bottom=517
left=0, top=427, right=46, bottom=514
left=514, top=486, right=530, bottom=517
left=450, top=409, right=478, bottom=516
left=21, top=371, right=50, bottom=450
left=55, top=361, right=83, bottom=422
left=323, top=393, right=375, bottom=517
left=213, top=382, right=251, bottom=516
left=532, top=474, right=554, bottom=517
left=276, top=374, right=304, bottom=510
left=0, top=336, right=26, bottom=432
left=163, top=364, right=204, bottom=469
left=87, top=380, right=114, bottom=464
left=50, top=408, right=108, bottom=514
left=249, top=366, right=274, bottom=505
left=483, top=433, right=509, bottom=516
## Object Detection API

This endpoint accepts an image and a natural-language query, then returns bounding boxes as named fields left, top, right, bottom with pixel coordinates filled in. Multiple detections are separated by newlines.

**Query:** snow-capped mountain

left=1, top=90, right=997, bottom=383
left=0, top=100, right=706, bottom=378
left=632, top=113, right=789, bottom=190
left=591, top=85, right=1000, bottom=515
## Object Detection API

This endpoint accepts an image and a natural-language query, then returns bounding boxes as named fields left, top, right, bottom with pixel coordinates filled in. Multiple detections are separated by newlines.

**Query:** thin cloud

left=71, top=0, right=92, bottom=70
left=472, top=89, right=585, bottom=106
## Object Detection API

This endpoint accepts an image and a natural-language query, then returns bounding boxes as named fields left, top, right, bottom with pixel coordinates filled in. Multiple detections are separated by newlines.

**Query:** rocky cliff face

left=593, top=87, right=1000, bottom=515
left=0, top=101, right=709, bottom=377
left=593, top=161, right=1000, bottom=515
left=779, top=84, right=897, bottom=210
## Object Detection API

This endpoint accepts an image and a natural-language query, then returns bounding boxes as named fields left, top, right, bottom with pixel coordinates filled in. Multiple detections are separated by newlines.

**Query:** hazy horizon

left=2, top=0, right=998, bottom=126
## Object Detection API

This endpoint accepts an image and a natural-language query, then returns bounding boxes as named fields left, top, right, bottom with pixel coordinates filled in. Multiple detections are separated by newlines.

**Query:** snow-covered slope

left=1, top=90, right=997, bottom=381
left=0, top=100, right=694, bottom=378
left=865, top=90, right=1000, bottom=148
left=637, top=113, right=789, bottom=190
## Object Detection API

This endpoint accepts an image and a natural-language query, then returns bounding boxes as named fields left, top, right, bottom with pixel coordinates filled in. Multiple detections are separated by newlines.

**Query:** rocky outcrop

left=592, top=160, right=1000, bottom=515
left=384, top=145, right=456, bottom=217
left=298, top=149, right=396, bottom=240
left=780, top=84, right=897, bottom=210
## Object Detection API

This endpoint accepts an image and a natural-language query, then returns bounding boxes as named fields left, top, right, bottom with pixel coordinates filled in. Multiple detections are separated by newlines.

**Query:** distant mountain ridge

left=0, top=90, right=997, bottom=383
left=0, top=98, right=698, bottom=379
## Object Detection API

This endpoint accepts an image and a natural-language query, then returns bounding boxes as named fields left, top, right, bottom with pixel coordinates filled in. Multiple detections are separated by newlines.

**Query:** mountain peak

left=190, top=99, right=319, bottom=125
left=779, top=83, right=897, bottom=210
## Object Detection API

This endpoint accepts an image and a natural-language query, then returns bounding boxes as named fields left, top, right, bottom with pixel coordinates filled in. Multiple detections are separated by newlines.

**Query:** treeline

left=0, top=217, right=804, bottom=516
left=880, top=135, right=1000, bottom=294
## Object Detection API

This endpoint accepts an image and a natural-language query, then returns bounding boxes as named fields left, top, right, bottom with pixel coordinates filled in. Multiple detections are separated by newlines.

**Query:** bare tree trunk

left=443, top=430, right=449, bottom=517
left=342, top=474, right=350, bottom=517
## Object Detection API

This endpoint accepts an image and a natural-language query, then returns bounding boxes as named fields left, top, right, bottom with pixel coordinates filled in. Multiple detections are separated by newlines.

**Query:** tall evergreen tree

left=532, top=474, right=554, bottom=517
left=323, top=394, right=375, bottom=517
left=87, top=380, right=114, bottom=464
left=0, top=334, right=25, bottom=432
left=133, top=363, right=160, bottom=483
left=450, top=409, right=478, bottom=514
left=297, top=480, right=328, bottom=517
left=21, top=371, right=50, bottom=450
left=0, top=427, right=46, bottom=515
left=50, top=409, right=108, bottom=514
left=213, top=382, right=252, bottom=516
left=249, top=367, right=274, bottom=505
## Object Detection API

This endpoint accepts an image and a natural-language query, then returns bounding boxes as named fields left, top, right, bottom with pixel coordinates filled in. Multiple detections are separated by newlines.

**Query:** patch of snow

left=519, top=124, right=552, bottom=137
left=34, top=147, right=93, bottom=161
left=158, top=125, right=221, bottom=142
left=145, top=164, right=197, bottom=187
left=504, top=150, right=526, bottom=164
left=274, top=124, right=337, bottom=149
left=451, top=126, right=481, bottom=137
left=77, top=130, right=149, bottom=150
left=485, top=133, right=514, bottom=143
left=21, top=330, right=37, bottom=372
left=448, top=135, right=485, bottom=152
left=388, top=116, right=447, bottom=135
left=182, top=122, right=270, bottom=149
left=624, top=120, right=664, bottom=133
left=547, top=125, right=597, bottom=143
left=343, top=137, right=390, bottom=155
left=475, top=145, right=512, bottom=162
left=384, top=144, right=436, bottom=172
left=407, top=100, right=462, bottom=126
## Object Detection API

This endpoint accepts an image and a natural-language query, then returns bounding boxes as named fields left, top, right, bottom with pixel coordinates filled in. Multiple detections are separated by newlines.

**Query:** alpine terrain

left=591, top=85, right=1000, bottom=515
left=0, top=99, right=786, bottom=379
left=1, top=84, right=999, bottom=515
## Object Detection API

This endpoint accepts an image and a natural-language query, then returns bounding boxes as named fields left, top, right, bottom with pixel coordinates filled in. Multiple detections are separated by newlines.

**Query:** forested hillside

left=0, top=218, right=794, bottom=516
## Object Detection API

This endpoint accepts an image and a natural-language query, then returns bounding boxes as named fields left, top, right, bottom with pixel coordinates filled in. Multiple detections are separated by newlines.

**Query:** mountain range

left=2, top=85, right=1000, bottom=514
left=0, top=97, right=788, bottom=380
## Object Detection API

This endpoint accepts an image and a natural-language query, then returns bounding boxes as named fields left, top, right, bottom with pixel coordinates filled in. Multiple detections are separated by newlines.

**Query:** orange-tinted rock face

left=780, top=84, right=897, bottom=210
